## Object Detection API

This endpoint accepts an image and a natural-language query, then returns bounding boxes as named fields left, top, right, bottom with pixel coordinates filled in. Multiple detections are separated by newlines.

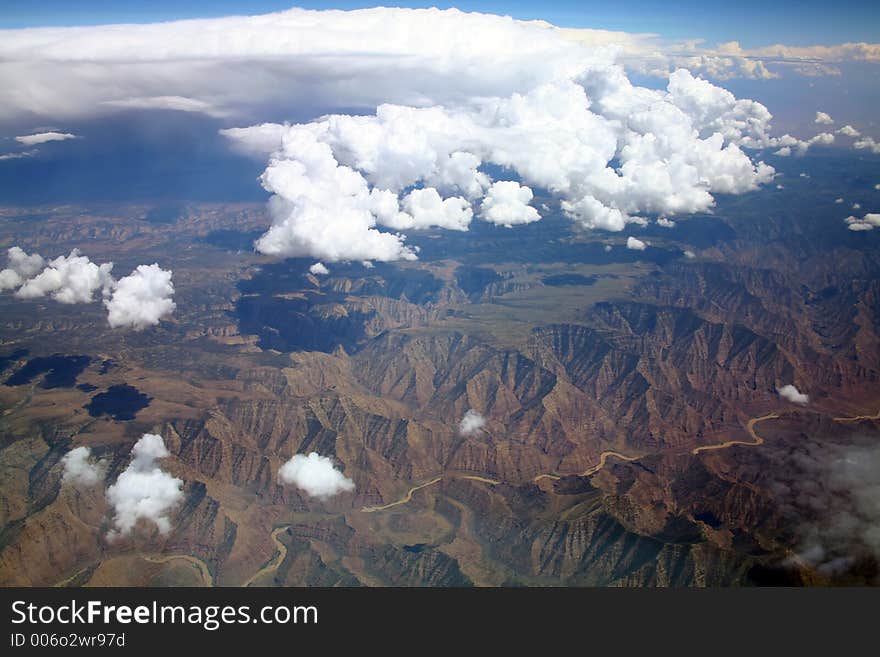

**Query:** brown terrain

left=1, top=183, right=879, bottom=587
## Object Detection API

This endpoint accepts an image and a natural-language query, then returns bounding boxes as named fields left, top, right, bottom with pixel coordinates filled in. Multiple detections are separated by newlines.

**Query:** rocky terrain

left=1, top=155, right=879, bottom=586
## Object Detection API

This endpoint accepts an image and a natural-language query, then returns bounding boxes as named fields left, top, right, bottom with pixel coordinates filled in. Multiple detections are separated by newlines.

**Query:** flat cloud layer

left=106, top=434, right=183, bottom=539
left=278, top=452, right=355, bottom=499
left=0, top=247, right=174, bottom=329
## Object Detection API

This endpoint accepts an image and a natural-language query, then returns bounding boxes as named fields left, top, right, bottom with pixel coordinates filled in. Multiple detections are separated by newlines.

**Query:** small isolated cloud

left=814, top=111, right=834, bottom=125
left=104, top=264, right=175, bottom=330
left=459, top=409, right=486, bottom=436
left=0, top=149, right=37, bottom=161
left=777, top=384, right=809, bottom=405
left=480, top=181, right=541, bottom=227
left=61, top=446, right=106, bottom=487
left=656, top=217, right=675, bottom=228
left=875, top=184, right=880, bottom=191
left=626, top=236, right=647, bottom=251
left=683, top=249, right=696, bottom=258
left=835, top=197, right=845, bottom=204
left=853, top=203, right=861, bottom=210
left=603, top=244, right=613, bottom=252
left=854, top=137, right=880, bottom=154
left=0, top=246, right=45, bottom=291
left=837, top=125, right=861, bottom=138
left=15, top=249, right=114, bottom=304
left=106, top=434, right=183, bottom=539
left=401, top=188, right=473, bottom=231
left=309, top=262, right=329, bottom=275
left=845, top=213, right=880, bottom=231
left=14, top=131, right=76, bottom=146
left=278, top=452, right=355, bottom=499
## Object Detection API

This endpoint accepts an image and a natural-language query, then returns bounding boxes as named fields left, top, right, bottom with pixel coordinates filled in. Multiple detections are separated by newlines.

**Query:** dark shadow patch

left=85, top=384, right=151, bottom=421
left=5, top=355, right=92, bottom=389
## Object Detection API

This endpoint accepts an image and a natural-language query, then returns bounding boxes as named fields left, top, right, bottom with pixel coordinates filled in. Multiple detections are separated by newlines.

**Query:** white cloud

left=14, top=131, right=76, bottom=146
left=853, top=203, right=861, bottom=210
left=278, top=452, right=355, bottom=499
left=0, top=246, right=45, bottom=291
left=626, top=236, right=647, bottom=250
left=814, top=111, right=834, bottom=125
left=106, top=434, right=183, bottom=539
left=61, top=446, right=106, bottom=487
left=837, top=125, right=861, bottom=138
left=480, top=181, right=541, bottom=227
left=101, top=95, right=226, bottom=117
left=777, top=384, right=809, bottom=405
left=104, top=264, right=176, bottom=330
left=657, top=217, right=676, bottom=227
left=835, top=197, right=845, bottom=203
left=459, top=409, right=486, bottom=436
left=683, top=249, right=696, bottom=258
left=401, top=188, right=473, bottom=231
left=854, top=137, right=880, bottom=154
left=845, top=213, right=880, bottom=231
left=0, top=149, right=37, bottom=160
left=604, top=244, right=613, bottom=252
left=309, top=262, right=329, bottom=275
left=771, top=132, right=834, bottom=157
left=1, top=247, right=175, bottom=328
left=15, top=249, right=114, bottom=303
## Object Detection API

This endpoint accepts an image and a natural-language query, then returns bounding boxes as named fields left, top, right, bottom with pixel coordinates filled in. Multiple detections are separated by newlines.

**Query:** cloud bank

left=61, top=446, right=106, bottom=487
left=278, top=452, right=355, bottom=500
left=0, top=247, right=175, bottom=329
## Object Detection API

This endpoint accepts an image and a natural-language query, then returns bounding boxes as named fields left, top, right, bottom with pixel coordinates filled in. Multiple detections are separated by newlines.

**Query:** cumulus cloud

left=835, top=197, right=845, bottom=204
left=1, top=247, right=175, bottom=328
left=657, top=217, right=676, bottom=227
left=61, top=446, right=106, bottom=487
left=106, top=434, right=183, bottom=539
left=837, top=125, right=861, bottom=138
left=309, top=262, right=329, bottom=275
left=0, top=246, right=45, bottom=291
left=459, top=409, right=487, bottom=436
left=814, top=111, right=834, bottom=125
left=777, top=384, right=809, bottom=405
left=15, top=249, right=114, bottom=303
left=104, top=264, right=176, bottom=330
left=626, top=236, right=647, bottom=250
left=683, top=249, right=696, bottom=258
left=225, top=63, right=778, bottom=260
left=845, top=213, right=880, bottom=231
left=14, top=131, right=76, bottom=146
left=480, top=181, right=541, bottom=227
left=771, top=132, right=834, bottom=157
left=854, top=137, right=880, bottom=154
left=278, top=452, right=355, bottom=499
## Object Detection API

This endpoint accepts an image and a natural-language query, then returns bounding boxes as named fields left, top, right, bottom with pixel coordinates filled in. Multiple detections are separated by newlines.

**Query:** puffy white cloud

left=657, top=217, right=676, bottom=227
left=0, top=246, right=45, bottom=291
left=15, top=249, right=114, bottom=304
left=61, top=446, right=106, bottom=487
left=626, top=236, right=647, bottom=250
left=771, top=132, right=834, bottom=157
left=106, top=434, right=183, bottom=539
left=480, top=181, right=541, bottom=227
left=845, top=213, right=880, bottom=231
left=777, top=384, right=809, bottom=405
left=278, top=452, right=355, bottom=499
left=14, top=131, right=76, bottom=146
left=853, top=203, right=861, bottom=210
left=835, top=197, right=845, bottom=203
left=309, top=262, right=329, bottom=275
left=814, top=111, right=834, bottom=125
left=104, top=264, right=176, bottom=330
left=1, top=247, right=175, bottom=329
left=683, top=249, right=696, bottom=258
left=401, top=188, right=473, bottom=231
left=854, top=137, right=880, bottom=154
left=837, top=125, right=861, bottom=138
left=459, top=409, right=486, bottom=436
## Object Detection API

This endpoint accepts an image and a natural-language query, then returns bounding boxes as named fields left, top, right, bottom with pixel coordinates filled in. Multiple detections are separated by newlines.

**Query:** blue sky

left=1, top=0, right=878, bottom=48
